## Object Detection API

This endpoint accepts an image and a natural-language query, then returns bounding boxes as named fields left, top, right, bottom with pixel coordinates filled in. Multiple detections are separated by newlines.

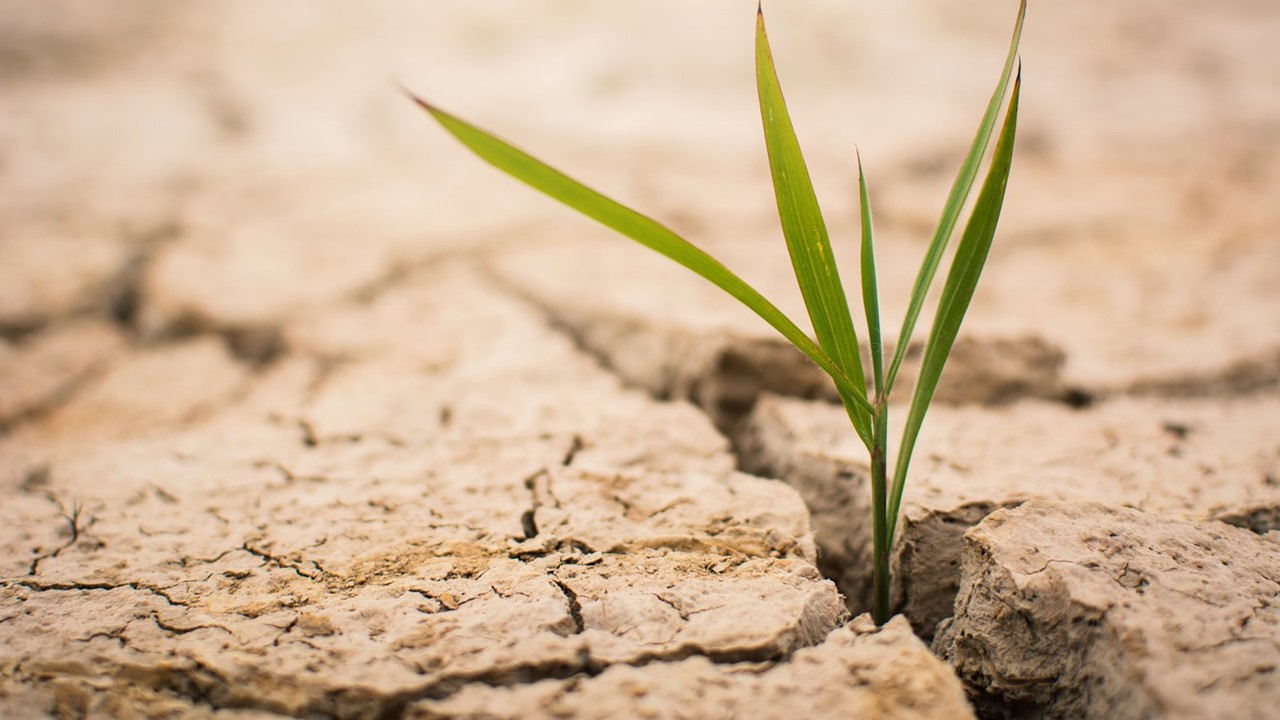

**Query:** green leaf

left=888, top=69, right=1022, bottom=539
left=884, top=0, right=1026, bottom=396
left=756, top=8, right=872, bottom=446
left=856, top=152, right=883, bottom=400
left=405, top=90, right=876, bottom=425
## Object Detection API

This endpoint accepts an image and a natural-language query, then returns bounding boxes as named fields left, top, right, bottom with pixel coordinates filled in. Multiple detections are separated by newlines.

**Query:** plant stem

left=870, top=398, right=891, bottom=625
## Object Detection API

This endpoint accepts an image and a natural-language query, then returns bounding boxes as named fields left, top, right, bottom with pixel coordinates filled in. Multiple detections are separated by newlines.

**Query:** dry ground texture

left=2, top=1, right=1279, bottom=719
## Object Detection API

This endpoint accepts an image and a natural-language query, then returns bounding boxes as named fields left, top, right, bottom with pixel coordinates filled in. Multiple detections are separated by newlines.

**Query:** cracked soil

left=2, top=2, right=1279, bottom=719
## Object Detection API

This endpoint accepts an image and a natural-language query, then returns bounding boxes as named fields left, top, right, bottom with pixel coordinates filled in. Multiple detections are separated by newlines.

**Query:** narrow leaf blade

left=884, top=0, right=1026, bottom=395
left=889, top=70, right=1022, bottom=537
left=756, top=8, right=872, bottom=443
left=857, top=152, right=884, bottom=399
left=405, top=91, right=876, bottom=425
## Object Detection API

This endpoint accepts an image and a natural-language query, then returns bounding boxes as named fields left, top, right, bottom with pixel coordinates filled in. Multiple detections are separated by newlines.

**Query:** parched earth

left=2, top=2, right=1278, bottom=718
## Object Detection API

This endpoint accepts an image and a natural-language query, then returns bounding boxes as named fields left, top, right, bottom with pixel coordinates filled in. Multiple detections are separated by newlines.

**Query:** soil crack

left=241, top=542, right=326, bottom=581
left=150, top=611, right=234, bottom=637
left=12, top=578, right=188, bottom=607
left=25, top=495, right=93, bottom=575
left=552, top=579, right=586, bottom=635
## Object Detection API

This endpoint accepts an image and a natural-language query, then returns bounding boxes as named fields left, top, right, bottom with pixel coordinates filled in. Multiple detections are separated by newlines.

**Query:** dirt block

left=734, top=393, right=868, bottom=623
left=410, top=614, right=973, bottom=720
left=512, top=468, right=817, bottom=562
left=0, top=415, right=844, bottom=716
left=0, top=429, right=846, bottom=717
left=737, top=392, right=1280, bottom=638
left=934, top=500, right=1280, bottom=720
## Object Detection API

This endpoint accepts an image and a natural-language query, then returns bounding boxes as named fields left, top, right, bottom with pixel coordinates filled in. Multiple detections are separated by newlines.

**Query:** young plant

left=409, top=1, right=1025, bottom=626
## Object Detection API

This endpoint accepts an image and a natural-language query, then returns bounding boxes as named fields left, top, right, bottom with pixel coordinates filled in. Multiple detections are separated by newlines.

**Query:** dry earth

left=2, top=1, right=1279, bottom=718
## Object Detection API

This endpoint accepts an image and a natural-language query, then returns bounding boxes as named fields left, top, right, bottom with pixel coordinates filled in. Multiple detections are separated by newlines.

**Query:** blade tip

left=398, top=84, right=435, bottom=112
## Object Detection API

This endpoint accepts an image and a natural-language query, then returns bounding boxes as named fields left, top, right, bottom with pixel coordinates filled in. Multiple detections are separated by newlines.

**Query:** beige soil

left=2, top=1, right=1278, bottom=718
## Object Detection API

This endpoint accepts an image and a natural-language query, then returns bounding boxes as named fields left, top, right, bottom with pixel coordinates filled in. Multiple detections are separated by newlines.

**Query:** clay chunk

left=737, top=392, right=1280, bottom=639
left=411, top=614, right=974, bottom=720
left=934, top=499, right=1280, bottom=720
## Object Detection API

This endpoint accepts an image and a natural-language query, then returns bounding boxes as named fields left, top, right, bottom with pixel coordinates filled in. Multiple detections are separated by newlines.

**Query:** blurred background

left=2, top=0, right=1278, bottom=411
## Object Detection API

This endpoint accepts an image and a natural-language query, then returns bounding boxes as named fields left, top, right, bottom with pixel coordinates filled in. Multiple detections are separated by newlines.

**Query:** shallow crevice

left=1058, top=386, right=1095, bottom=409
left=0, top=220, right=175, bottom=345
left=483, top=266, right=1280, bottom=438
left=487, top=274, right=1077, bottom=437
left=221, top=324, right=287, bottom=366
left=520, top=470, right=544, bottom=540
left=406, top=637, right=793, bottom=714
left=137, top=311, right=289, bottom=369
left=1214, top=504, right=1280, bottom=535
left=240, top=542, right=327, bottom=581
left=111, top=221, right=291, bottom=370
left=101, top=218, right=184, bottom=332
left=474, top=262, right=674, bottom=392
left=12, top=578, right=188, bottom=607
left=340, top=226, right=552, bottom=312
left=1122, top=348, right=1280, bottom=399
left=119, top=645, right=640, bottom=720
left=560, top=434, right=585, bottom=467
left=23, top=494, right=93, bottom=575
left=0, top=317, right=45, bottom=342
left=149, top=610, right=233, bottom=637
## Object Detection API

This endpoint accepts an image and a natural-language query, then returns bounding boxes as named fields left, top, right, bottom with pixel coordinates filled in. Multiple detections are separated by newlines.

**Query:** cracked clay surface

left=0, top=262, right=857, bottom=718
left=3, top=1, right=1279, bottom=718
left=935, top=500, right=1280, bottom=719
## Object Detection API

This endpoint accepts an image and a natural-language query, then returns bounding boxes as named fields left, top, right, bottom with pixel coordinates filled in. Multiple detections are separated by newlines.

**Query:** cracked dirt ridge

left=934, top=500, right=1280, bottom=719
left=487, top=244, right=1280, bottom=434
left=6, top=260, right=1274, bottom=719
left=740, top=391, right=1280, bottom=643
left=1, top=261, right=968, bottom=719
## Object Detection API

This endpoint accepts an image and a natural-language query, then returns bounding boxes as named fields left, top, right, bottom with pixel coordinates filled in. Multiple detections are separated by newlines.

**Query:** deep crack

left=553, top=579, right=586, bottom=635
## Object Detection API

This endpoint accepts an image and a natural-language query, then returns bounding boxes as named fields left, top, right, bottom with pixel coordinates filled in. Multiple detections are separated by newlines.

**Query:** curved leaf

left=756, top=8, right=872, bottom=445
left=406, top=91, right=876, bottom=425
left=856, top=151, right=883, bottom=399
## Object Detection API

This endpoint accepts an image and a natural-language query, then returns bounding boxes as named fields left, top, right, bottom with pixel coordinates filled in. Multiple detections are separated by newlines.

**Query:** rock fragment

left=934, top=500, right=1280, bottom=720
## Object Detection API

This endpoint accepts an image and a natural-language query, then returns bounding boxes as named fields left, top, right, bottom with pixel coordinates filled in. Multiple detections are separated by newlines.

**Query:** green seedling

left=409, top=1, right=1025, bottom=625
